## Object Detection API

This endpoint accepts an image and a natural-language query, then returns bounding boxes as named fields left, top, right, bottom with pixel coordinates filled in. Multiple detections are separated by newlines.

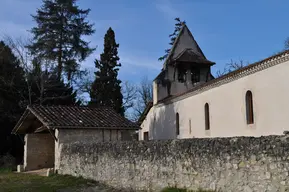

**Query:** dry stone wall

left=58, top=135, right=289, bottom=192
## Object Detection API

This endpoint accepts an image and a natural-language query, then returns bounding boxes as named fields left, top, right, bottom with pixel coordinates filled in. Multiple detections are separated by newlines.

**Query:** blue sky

left=1, top=0, right=289, bottom=84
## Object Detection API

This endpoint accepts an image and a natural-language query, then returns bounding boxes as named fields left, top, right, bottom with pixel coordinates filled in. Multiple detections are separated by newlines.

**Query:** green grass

left=161, top=187, right=217, bottom=192
left=0, top=171, right=98, bottom=192
left=0, top=167, right=13, bottom=173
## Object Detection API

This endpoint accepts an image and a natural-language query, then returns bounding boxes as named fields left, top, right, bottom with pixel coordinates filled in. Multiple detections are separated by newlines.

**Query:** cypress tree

left=27, top=0, right=95, bottom=81
left=89, top=27, right=124, bottom=116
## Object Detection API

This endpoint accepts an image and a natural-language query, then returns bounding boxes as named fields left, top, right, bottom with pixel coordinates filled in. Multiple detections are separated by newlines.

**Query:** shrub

left=0, top=153, right=16, bottom=170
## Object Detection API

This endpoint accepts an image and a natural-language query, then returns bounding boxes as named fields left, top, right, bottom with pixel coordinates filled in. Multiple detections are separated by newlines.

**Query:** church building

left=139, top=24, right=289, bottom=140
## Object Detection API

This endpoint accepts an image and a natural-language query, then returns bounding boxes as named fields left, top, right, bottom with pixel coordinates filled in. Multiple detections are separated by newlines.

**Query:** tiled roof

left=174, top=48, right=215, bottom=65
left=14, top=105, right=139, bottom=132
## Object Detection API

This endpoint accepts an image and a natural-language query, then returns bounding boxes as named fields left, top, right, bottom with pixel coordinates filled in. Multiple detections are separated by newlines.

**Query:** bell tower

left=153, top=25, right=215, bottom=104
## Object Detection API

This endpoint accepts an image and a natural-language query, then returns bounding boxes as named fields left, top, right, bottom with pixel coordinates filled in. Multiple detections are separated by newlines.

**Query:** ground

left=0, top=169, right=132, bottom=192
left=0, top=169, right=216, bottom=192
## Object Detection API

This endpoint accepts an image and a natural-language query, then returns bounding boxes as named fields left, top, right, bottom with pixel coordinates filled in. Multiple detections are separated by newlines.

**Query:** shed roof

left=12, top=105, right=140, bottom=134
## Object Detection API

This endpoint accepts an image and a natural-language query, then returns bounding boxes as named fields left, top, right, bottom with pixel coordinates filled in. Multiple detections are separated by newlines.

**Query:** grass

left=0, top=169, right=98, bottom=192
left=0, top=169, right=218, bottom=192
left=161, top=187, right=217, bottom=192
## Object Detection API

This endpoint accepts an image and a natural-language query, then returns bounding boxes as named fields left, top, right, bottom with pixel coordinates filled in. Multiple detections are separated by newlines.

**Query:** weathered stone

left=46, top=168, right=54, bottom=176
left=233, top=164, right=239, bottom=170
left=17, top=164, right=24, bottom=172
left=58, top=135, right=289, bottom=191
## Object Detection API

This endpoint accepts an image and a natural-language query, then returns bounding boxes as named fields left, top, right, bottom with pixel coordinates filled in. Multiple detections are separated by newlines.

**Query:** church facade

left=139, top=24, right=289, bottom=140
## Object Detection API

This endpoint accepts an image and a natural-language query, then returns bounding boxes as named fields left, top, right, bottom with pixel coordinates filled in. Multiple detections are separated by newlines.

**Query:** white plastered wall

left=141, top=59, right=289, bottom=140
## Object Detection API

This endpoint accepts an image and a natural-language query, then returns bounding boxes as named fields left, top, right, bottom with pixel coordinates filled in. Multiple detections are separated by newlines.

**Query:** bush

left=0, top=153, right=16, bottom=170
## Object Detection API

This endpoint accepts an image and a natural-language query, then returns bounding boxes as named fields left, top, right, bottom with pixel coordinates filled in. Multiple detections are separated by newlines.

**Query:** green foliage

left=0, top=41, right=26, bottom=121
left=158, top=18, right=186, bottom=61
left=0, top=41, right=26, bottom=161
left=0, top=167, right=13, bottom=173
left=27, top=62, right=80, bottom=106
left=27, top=0, right=95, bottom=81
left=89, top=27, right=124, bottom=115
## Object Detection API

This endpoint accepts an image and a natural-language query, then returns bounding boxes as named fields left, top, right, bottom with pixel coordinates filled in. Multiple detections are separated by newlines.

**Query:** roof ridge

left=29, top=105, right=113, bottom=109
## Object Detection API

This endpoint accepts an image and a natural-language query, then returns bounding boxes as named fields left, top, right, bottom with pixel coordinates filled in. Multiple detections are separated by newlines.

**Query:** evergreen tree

left=158, top=18, right=186, bottom=61
left=27, top=0, right=95, bottom=81
left=0, top=41, right=26, bottom=162
left=0, top=41, right=26, bottom=121
left=89, top=27, right=124, bottom=115
left=27, top=59, right=80, bottom=106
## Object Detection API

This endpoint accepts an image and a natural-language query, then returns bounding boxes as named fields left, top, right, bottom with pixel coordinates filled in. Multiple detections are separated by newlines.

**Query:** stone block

left=17, top=164, right=24, bottom=172
left=46, top=168, right=54, bottom=177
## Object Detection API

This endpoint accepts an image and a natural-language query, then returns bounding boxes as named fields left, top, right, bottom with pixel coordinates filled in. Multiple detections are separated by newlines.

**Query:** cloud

left=154, top=0, right=182, bottom=20
left=120, top=53, right=162, bottom=71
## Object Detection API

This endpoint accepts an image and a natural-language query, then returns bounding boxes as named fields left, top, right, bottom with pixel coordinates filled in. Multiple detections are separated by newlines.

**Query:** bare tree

left=3, top=35, right=79, bottom=106
left=3, top=35, right=34, bottom=105
left=132, top=76, right=153, bottom=121
left=285, top=37, right=289, bottom=50
left=122, top=81, right=137, bottom=111
left=216, top=59, right=247, bottom=78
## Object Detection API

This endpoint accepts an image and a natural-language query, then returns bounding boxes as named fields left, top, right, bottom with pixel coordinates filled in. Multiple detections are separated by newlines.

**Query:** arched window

left=204, top=103, right=210, bottom=130
left=176, top=113, right=180, bottom=135
left=246, top=90, right=254, bottom=124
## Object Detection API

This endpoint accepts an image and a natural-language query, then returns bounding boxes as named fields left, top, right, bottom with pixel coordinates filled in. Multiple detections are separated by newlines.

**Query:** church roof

left=12, top=105, right=140, bottom=134
left=174, top=48, right=215, bottom=65
left=157, top=50, right=289, bottom=105
left=163, top=24, right=210, bottom=69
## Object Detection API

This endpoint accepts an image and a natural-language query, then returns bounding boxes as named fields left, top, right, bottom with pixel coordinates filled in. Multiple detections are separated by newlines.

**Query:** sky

left=1, top=0, right=289, bottom=84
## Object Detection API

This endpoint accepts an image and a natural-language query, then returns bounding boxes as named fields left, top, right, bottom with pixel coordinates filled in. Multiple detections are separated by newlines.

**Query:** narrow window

left=143, top=132, right=149, bottom=141
left=246, top=91, right=254, bottom=124
left=176, top=113, right=180, bottom=135
left=204, top=103, right=210, bottom=130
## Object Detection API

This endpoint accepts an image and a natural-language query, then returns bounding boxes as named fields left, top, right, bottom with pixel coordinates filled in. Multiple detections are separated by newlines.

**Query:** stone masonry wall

left=58, top=135, right=289, bottom=192
left=24, top=133, right=54, bottom=171
left=54, top=129, right=121, bottom=171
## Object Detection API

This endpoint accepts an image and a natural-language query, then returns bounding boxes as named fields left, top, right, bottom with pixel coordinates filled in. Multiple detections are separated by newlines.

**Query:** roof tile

left=27, top=105, right=139, bottom=129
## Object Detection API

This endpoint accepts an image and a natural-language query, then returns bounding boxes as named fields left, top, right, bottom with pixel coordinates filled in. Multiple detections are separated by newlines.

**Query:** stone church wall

left=58, top=135, right=289, bottom=191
